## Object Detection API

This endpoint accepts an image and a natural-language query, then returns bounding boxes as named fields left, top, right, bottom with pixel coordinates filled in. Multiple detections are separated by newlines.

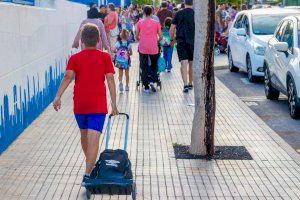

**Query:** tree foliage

left=173, top=0, right=183, bottom=4
left=132, top=0, right=182, bottom=5
left=131, top=0, right=156, bottom=5
left=216, top=0, right=241, bottom=7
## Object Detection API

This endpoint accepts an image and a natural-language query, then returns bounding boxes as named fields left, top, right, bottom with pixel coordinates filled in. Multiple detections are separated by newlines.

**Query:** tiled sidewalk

left=1, top=45, right=300, bottom=200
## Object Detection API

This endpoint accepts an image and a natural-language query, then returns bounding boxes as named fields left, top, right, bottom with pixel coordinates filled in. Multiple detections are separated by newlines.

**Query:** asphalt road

left=215, top=68, right=300, bottom=153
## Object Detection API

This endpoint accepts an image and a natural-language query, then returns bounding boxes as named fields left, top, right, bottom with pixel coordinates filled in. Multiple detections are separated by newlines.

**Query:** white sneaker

left=143, top=88, right=150, bottom=93
left=125, top=86, right=129, bottom=91
left=119, top=82, right=124, bottom=92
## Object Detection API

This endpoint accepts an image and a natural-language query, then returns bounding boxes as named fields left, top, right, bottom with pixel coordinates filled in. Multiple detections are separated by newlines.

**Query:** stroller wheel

left=132, top=182, right=137, bottom=200
left=86, top=189, right=91, bottom=199
left=158, top=82, right=162, bottom=90
left=214, top=48, right=221, bottom=56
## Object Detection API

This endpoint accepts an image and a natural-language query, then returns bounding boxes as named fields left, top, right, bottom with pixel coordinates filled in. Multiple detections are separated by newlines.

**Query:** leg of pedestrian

left=139, top=53, right=150, bottom=91
left=125, top=69, right=130, bottom=91
left=149, top=54, right=159, bottom=82
left=149, top=54, right=159, bottom=92
left=176, top=42, right=190, bottom=92
left=167, top=46, right=173, bottom=72
left=85, top=129, right=100, bottom=174
left=119, top=68, right=124, bottom=92
left=188, top=61, right=193, bottom=89
left=80, top=129, right=88, bottom=158
left=180, top=60, right=189, bottom=92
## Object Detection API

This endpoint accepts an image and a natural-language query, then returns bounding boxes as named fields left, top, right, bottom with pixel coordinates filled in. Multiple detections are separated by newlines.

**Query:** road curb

left=214, top=65, right=228, bottom=70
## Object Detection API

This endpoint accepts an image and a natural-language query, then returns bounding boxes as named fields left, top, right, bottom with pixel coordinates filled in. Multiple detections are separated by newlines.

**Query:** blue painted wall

left=0, top=61, right=64, bottom=153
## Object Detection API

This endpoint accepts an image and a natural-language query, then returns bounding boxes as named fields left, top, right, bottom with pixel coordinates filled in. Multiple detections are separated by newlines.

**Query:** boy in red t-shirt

left=52, top=23, right=118, bottom=185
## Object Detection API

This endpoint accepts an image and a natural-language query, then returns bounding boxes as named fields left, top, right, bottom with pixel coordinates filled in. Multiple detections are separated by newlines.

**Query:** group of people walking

left=53, top=0, right=195, bottom=186
left=72, top=0, right=195, bottom=94
left=215, top=2, right=238, bottom=37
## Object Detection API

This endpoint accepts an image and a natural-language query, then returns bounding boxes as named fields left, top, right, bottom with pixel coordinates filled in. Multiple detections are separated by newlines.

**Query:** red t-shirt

left=104, top=12, right=118, bottom=33
left=66, top=49, right=115, bottom=114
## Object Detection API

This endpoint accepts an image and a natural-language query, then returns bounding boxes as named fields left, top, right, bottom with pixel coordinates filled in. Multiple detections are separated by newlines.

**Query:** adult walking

left=87, top=2, right=97, bottom=18
left=98, top=5, right=107, bottom=23
left=215, top=3, right=226, bottom=33
left=169, top=0, right=195, bottom=93
left=136, top=6, right=162, bottom=93
left=104, top=3, right=119, bottom=51
left=72, top=7, right=110, bottom=52
left=157, top=1, right=173, bottom=26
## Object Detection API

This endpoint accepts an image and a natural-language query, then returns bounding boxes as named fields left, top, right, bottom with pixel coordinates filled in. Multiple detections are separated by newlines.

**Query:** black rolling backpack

left=84, top=113, right=136, bottom=200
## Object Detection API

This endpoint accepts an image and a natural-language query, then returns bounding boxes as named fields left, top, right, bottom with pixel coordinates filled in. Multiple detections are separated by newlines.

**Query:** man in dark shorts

left=169, top=0, right=194, bottom=93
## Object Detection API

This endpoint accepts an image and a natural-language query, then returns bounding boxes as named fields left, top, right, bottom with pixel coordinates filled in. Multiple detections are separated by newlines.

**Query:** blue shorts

left=74, top=114, right=106, bottom=133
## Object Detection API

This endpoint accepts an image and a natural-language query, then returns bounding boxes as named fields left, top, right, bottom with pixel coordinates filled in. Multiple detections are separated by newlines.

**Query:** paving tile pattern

left=1, top=44, right=300, bottom=200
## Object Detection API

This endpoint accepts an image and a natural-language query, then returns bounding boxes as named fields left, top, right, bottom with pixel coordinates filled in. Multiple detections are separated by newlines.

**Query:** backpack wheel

left=157, top=81, right=162, bottom=90
left=86, top=189, right=91, bottom=199
left=132, top=182, right=137, bottom=200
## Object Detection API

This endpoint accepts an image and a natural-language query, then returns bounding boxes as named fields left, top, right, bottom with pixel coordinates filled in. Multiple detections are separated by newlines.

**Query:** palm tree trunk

left=190, top=0, right=216, bottom=156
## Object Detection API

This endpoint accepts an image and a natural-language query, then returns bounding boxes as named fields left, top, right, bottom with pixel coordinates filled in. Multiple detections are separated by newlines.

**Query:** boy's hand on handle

left=170, top=40, right=176, bottom=47
left=111, top=103, right=119, bottom=116
left=53, top=97, right=61, bottom=111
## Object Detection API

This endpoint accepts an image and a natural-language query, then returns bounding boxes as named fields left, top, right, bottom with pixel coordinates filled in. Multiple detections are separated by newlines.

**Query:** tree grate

left=173, top=144, right=253, bottom=160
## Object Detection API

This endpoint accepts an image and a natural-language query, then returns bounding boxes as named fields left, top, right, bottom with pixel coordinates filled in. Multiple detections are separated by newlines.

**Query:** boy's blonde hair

left=81, top=23, right=99, bottom=47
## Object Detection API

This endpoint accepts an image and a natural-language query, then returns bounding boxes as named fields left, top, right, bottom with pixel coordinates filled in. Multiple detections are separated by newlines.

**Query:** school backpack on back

left=160, top=28, right=171, bottom=47
left=114, top=41, right=130, bottom=69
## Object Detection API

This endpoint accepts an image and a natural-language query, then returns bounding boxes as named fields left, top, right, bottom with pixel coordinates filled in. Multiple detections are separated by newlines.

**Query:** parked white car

left=227, top=8, right=300, bottom=82
left=264, top=15, right=300, bottom=118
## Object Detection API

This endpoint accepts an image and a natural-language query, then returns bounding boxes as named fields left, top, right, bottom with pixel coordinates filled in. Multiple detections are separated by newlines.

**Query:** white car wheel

left=264, top=66, right=279, bottom=100
left=247, top=56, right=255, bottom=82
left=288, top=79, right=300, bottom=119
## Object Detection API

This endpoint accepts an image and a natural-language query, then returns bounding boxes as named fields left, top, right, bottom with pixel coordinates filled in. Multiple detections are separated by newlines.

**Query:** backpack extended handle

left=105, top=113, right=130, bottom=151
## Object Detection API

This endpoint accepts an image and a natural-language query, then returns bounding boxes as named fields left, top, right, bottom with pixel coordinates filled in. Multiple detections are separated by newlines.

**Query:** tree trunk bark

left=190, top=0, right=216, bottom=156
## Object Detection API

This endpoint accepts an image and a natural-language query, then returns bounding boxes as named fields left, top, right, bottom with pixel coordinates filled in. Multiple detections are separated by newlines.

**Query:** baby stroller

left=136, top=54, right=162, bottom=90
left=215, top=32, right=228, bottom=55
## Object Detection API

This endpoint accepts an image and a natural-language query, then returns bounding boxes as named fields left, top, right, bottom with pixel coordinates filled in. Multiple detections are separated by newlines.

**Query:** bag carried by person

left=114, top=41, right=131, bottom=69
left=158, top=53, right=166, bottom=72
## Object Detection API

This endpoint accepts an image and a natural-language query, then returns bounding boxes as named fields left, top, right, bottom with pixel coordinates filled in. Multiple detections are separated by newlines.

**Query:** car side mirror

left=236, top=28, right=246, bottom=37
left=274, top=42, right=289, bottom=52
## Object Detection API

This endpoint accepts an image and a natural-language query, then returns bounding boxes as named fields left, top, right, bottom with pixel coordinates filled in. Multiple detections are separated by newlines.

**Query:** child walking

left=114, top=29, right=132, bottom=92
left=52, top=23, right=119, bottom=186
left=161, top=17, right=173, bottom=72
